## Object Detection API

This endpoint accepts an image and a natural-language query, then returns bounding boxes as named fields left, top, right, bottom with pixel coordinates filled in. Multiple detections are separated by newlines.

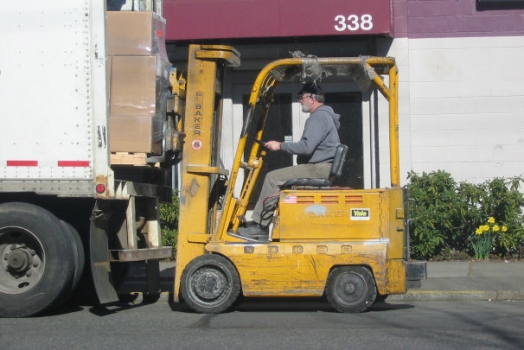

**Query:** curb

left=388, top=290, right=524, bottom=302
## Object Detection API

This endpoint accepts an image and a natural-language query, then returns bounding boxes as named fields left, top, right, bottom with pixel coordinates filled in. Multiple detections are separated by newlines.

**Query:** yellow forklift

left=170, top=44, right=426, bottom=313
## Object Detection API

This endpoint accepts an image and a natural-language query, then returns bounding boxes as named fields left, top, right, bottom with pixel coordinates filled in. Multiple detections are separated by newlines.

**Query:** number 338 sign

left=334, top=14, right=374, bottom=32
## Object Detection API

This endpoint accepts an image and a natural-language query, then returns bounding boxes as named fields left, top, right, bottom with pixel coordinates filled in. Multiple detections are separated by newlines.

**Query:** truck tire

left=60, top=220, right=85, bottom=300
left=325, top=266, right=377, bottom=313
left=180, top=254, right=241, bottom=314
left=0, top=202, right=76, bottom=317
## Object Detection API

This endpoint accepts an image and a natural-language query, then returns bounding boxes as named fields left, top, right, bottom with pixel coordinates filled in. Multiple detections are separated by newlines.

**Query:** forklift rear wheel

left=325, top=266, right=377, bottom=313
left=181, top=254, right=241, bottom=314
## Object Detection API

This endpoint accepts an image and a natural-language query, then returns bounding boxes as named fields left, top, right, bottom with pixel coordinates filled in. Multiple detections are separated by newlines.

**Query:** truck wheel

left=60, top=221, right=85, bottom=299
left=325, top=266, right=377, bottom=313
left=181, top=254, right=241, bottom=314
left=0, top=202, right=75, bottom=317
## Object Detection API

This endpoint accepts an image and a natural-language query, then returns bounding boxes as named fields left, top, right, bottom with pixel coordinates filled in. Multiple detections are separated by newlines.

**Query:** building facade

left=163, top=0, right=524, bottom=190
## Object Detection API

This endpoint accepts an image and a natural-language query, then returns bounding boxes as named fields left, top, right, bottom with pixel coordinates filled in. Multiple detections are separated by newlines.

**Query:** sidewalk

left=120, top=261, right=524, bottom=302
left=390, top=261, right=524, bottom=302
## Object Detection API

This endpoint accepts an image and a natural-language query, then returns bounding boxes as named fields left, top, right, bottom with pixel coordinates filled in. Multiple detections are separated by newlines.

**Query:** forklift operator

left=237, top=83, right=341, bottom=239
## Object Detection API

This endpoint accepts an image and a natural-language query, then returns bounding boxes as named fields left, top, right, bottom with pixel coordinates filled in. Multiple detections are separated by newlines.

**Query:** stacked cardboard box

left=107, top=11, right=171, bottom=155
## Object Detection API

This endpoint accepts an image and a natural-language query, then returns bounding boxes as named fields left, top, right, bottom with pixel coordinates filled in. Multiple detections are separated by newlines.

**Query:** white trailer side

left=0, top=0, right=114, bottom=197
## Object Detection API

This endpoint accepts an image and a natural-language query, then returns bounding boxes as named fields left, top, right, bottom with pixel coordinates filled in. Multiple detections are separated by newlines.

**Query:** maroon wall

left=393, top=0, right=524, bottom=38
left=164, top=0, right=392, bottom=41
left=163, top=0, right=524, bottom=41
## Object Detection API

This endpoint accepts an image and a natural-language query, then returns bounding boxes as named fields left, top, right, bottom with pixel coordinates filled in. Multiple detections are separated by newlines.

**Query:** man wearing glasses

left=238, top=83, right=341, bottom=239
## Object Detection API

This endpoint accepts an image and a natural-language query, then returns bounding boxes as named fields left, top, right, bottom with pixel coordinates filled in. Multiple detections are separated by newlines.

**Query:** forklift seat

left=280, top=144, right=349, bottom=190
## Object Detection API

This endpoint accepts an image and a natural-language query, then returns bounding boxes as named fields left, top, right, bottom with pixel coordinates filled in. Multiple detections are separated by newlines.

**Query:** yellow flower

left=488, top=217, right=495, bottom=224
left=502, top=226, right=508, bottom=232
left=475, top=228, right=482, bottom=235
left=493, top=225, right=500, bottom=232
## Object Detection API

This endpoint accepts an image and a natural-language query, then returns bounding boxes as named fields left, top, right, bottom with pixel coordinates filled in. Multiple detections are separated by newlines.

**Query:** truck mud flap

left=90, top=217, right=119, bottom=304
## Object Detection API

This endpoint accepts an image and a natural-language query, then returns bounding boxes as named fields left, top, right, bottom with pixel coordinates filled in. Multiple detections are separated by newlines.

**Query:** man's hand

left=264, top=141, right=282, bottom=151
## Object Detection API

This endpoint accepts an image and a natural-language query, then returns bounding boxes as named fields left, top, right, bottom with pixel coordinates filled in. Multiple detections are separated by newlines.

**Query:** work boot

left=237, top=222, right=269, bottom=238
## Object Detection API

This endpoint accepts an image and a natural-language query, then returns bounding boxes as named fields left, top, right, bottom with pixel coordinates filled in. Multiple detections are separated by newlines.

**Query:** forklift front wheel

left=180, top=254, right=241, bottom=314
left=325, top=266, right=377, bottom=313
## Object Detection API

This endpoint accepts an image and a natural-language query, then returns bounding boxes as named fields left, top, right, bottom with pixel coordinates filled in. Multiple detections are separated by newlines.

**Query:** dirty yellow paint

left=174, top=52, right=414, bottom=303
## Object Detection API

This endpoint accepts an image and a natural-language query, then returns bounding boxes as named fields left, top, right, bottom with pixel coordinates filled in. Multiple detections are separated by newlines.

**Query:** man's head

left=297, top=83, right=325, bottom=112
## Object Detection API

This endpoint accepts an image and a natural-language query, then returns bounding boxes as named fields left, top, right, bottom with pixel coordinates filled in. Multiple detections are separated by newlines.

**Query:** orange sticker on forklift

left=351, top=208, right=370, bottom=220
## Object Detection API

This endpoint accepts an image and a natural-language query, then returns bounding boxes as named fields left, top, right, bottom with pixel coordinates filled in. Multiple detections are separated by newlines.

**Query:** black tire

left=60, top=221, right=85, bottom=295
left=180, top=254, right=241, bottom=314
left=325, top=266, right=377, bottom=313
left=0, top=203, right=76, bottom=317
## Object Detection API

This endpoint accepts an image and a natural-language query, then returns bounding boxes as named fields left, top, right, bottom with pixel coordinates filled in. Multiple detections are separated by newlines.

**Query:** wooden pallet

left=110, top=152, right=148, bottom=166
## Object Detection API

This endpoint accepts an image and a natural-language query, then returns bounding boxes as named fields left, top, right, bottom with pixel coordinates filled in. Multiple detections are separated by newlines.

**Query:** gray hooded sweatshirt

left=280, top=105, right=341, bottom=164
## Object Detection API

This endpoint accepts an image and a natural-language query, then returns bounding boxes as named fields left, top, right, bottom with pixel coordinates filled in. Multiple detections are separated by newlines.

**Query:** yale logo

left=350, top=208, right=370, bottom=221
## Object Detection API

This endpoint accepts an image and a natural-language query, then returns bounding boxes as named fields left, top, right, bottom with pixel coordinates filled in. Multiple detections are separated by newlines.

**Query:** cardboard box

left=109, top=115, right=162, bottom=154
left=110, top=55, right=160, bottom=117
left=109, top=55, right=169, bottom=154
left=107, top=11, right=167, bottom=57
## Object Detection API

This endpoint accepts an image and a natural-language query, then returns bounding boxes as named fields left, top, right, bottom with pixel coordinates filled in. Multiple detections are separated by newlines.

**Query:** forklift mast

left=173, top=45, right=240, bottom=300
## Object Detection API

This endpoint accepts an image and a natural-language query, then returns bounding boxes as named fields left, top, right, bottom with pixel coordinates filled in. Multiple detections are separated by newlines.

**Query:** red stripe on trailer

left=58, top=161, right=90, bottom=167
left=6, top=160, right=38, bottom=166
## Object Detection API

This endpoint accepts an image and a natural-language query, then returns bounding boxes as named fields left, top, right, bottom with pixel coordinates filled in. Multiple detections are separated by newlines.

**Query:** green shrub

left=405, top=171, right=524, bottom=260
left=483, top=177, right=524, bottom=256
left=159, top=191, right=179, bottom=257
left=405, top=171, right=463, bottom=259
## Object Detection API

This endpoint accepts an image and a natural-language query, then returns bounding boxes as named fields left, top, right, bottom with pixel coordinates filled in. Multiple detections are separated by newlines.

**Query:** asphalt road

left=1, top=299, right=523, bottom=350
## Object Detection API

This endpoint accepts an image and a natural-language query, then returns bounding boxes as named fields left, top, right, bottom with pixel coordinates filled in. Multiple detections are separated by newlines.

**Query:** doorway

left=325, top=92, right=363, bottom=189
